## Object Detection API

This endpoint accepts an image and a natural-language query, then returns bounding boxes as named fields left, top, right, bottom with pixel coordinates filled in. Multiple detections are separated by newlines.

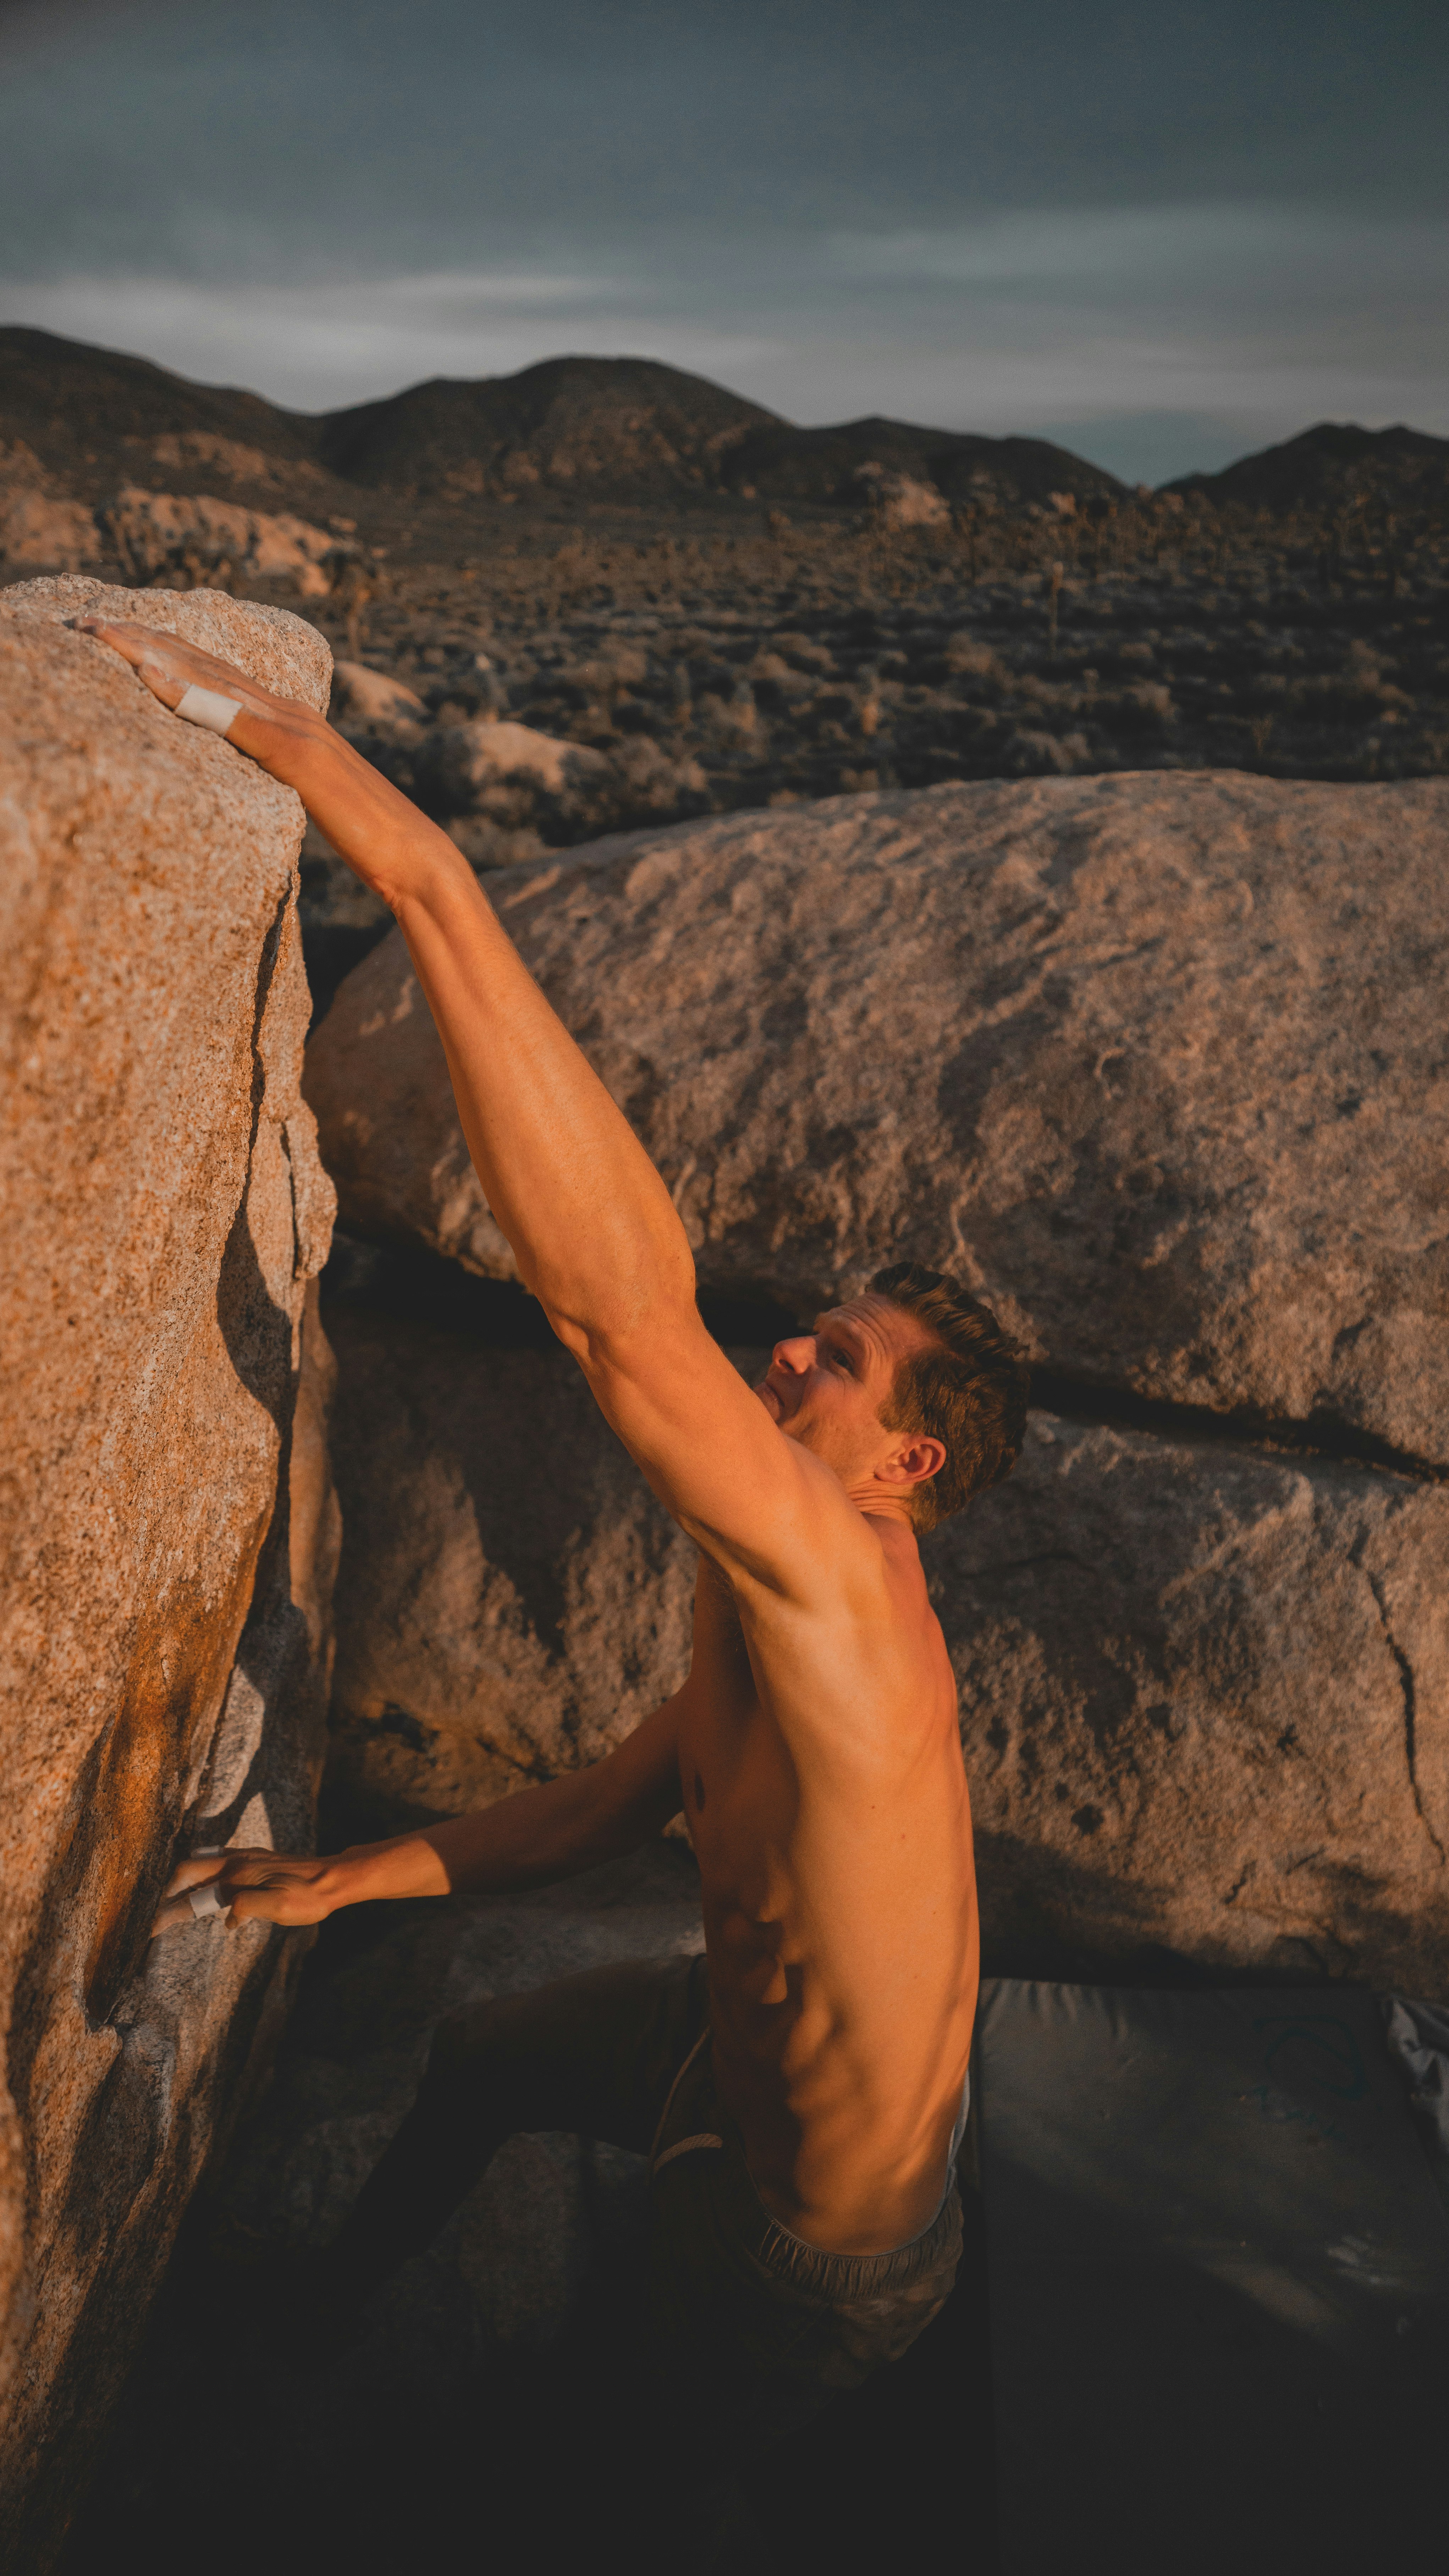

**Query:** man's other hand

left=152, top=1848, right=336, bottom=1937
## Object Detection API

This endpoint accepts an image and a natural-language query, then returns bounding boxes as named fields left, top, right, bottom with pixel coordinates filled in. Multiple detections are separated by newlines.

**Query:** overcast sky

left=1, top=0, right=1445, bottom=483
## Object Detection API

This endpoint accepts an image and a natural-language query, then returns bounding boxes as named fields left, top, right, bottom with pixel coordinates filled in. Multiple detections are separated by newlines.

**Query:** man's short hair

left=869, top=1261, right=1029, bottom=1530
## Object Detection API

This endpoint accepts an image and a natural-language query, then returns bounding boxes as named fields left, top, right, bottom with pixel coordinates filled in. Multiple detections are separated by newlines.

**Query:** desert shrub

left=1005, top=728, right=1075, bottom=774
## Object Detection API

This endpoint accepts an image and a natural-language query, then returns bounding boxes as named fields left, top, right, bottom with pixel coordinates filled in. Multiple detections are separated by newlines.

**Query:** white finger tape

left=188, top=1881, right=228, bottom=1922
left=175, top=683, right=242, bottom=736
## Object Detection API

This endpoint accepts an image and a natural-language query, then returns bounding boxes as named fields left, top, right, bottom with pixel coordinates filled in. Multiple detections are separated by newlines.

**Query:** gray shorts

left=593, top=1952, right=965, bottom=2455
left=374, top=1944, right=965, bottom=2465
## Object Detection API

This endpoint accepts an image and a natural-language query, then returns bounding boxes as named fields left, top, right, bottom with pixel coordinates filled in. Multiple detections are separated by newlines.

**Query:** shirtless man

left=87, top=612, right=1028, bottom=2448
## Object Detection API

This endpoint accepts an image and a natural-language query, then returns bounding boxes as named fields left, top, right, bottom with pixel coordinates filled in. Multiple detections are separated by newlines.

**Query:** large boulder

left=414, top=714, right=613, bottom=817
left=322, top=1284, right=696, bottom=1834
left=320, top=1278, right=1448, bottom=1997
left=854, top=461, right=952, bottom=529
left=0, top=488, right=97, bottom=572
left=304, top=774, right=1449, bottom=1470
left=941, top=1414, right=1448, bottom=1993
left=100, top=487, right=342, bottom=597
left=0, top=576, right=339, bottom=2560
left=328, top=657, right=428, bottom=737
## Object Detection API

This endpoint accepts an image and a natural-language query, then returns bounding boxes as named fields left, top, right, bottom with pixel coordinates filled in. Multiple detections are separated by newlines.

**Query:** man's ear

left=880, top=1433, right=947, bottom=1490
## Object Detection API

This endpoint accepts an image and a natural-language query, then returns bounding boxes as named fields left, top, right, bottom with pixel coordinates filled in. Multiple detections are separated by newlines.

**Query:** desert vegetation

left=2, top=330, right=1445, bottom=1004
left=293, top=483, right=1449, bottom=1004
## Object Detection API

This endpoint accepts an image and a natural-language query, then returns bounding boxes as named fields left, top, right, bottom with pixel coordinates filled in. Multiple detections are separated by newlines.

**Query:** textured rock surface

left=0, top=576, right=338, bottom=2560
left=941, top=1416, right=1449, bottom=1994
left=101, top=487, right=341, bottom=595
left=320, top=1282, right=1448, bottom=1996
left=305, top=772, right=1449, bottom=1466
left=323, top=1287, right=696, bottom=1832
left=0, top=487, right=97, bottom=571
left=418, top=713, right=613, bottom=813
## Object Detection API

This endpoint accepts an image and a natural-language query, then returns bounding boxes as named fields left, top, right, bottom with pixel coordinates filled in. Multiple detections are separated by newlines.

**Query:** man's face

left=753, top=1294, right=941, bottom=1496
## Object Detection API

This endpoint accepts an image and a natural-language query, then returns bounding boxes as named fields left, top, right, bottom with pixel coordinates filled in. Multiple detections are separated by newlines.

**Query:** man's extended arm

left=77, top=618, right=693, bottom=1350
left=80, top=617, right=864, bottom=1597
left=154, top=1692, right=688, bottom=1934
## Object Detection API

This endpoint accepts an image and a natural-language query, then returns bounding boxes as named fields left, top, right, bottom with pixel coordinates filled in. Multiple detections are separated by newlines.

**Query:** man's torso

left=673, top=1531, right=978, bottom=2255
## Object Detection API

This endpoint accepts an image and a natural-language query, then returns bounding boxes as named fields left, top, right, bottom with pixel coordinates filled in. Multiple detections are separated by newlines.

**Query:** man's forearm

left=73, top=625, right=698, bottom=1359
left=154, top=1697, right=685, bottom=1936
left=320, top=1765, right=642, bottom=1912
left=280, top=720, right=695, bottom=1351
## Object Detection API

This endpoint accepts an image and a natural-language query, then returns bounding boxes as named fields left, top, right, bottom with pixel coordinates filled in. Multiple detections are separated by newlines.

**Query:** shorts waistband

left=650, top=2025, right=966, bottom=2298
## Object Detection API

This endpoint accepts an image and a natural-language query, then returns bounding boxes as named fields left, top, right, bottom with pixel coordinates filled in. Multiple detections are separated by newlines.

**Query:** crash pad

left=976, top=1980, right=1449, bottom=2575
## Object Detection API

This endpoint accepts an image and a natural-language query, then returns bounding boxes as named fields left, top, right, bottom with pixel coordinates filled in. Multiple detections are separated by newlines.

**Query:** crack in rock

left=1365, top=1569, right=1447, bottom=1866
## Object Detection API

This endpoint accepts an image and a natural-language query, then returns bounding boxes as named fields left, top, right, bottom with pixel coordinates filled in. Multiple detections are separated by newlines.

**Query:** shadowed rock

left=305, top=771, right=1449, bottom=1466
left=328, top=658, right=428, bottom=734
left=0, top=576, right=338, bottom=2562
left=322, top=1298, right=698, bottom=1833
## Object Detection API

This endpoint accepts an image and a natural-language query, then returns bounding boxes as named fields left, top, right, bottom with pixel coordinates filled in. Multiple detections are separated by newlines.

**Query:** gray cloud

left=2, top=0, right=1445, bottom=482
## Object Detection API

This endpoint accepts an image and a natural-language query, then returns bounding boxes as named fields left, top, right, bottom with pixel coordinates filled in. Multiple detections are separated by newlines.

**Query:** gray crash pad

left=977, top=1980, right=1449, bottom=2576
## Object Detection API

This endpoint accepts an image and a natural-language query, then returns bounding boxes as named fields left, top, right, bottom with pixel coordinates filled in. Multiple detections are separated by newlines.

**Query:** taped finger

left=175, top=682, right=242, bottom=737
left=188, top=1881, right=229, bottom=1922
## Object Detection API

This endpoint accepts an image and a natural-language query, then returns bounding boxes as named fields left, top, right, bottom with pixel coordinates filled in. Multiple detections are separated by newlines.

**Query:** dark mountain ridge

left=0, top=325, right=321, bottom=480
left=0, top=326, right=1137, bottom=522
left=316, top=352, right=781, bottom=497
left=1167, top=422, right=1449, bottom=515
left=721, top=413, right=1122, bottom=510
left=3, top=326, right=1447, bottom=523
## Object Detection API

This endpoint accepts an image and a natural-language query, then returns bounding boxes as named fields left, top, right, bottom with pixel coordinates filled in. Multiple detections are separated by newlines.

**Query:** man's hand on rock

left=73, top=617, right=323, bottom=764
left=151, top=1848, right=337, bottom=1938
left=74, top=615, right=468, bottom=918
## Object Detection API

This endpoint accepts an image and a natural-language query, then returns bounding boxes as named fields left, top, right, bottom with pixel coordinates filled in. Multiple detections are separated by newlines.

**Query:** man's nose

left=772, top=1335, right=816, bottom=1375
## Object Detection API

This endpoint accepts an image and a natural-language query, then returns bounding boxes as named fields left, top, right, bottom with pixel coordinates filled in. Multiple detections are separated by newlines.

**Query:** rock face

left=0, top=576, right=339, bottom=2560
left=60, top=1846, right=711, bottom=2570
left=854, top=462, right=952, bottom=529
left=940, top=1416, right=1449, bottom=1992
left=305, top=773, right=1449, bottom=1468
left=100, top=487, right=342, bottom=596
left=322, top=1291, right=697, bottom=1834
left=320, top=1279, right=1449, bottom=1996
left=417, top=714, right=613, bottom=816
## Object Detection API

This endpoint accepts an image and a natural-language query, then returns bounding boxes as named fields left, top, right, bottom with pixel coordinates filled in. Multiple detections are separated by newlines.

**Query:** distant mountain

left=721, top=414, right=1123, bottom=510
left=317, top=354, right=781, bottom=498
left=8, top=327, right=1442, bottom=529
left=316, top=367, right=1125, bottom=509
left=0, top=326, right=320, bottom=487
left=0, top=327, right=1124, bottom=520
left=1167, top=423, right=1449, bottom=515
